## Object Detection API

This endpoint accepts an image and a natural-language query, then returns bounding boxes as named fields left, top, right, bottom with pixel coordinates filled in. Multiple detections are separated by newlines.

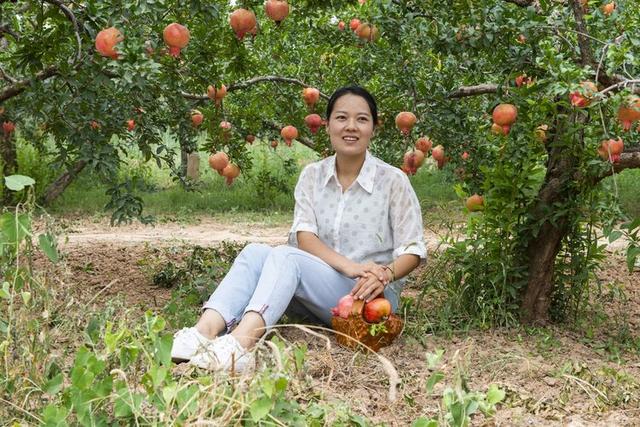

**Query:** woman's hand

left=350, top=272, right=385, bottom=302
left=343, top=262, right=389, bottom=284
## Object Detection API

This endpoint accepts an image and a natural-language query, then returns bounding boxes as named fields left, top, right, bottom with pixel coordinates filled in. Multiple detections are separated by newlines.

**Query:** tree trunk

left=39, top=159, right=87, bottom=206
left=520, top=113, right=581, bottom=324
left=1, top=134, right=17, bottom=206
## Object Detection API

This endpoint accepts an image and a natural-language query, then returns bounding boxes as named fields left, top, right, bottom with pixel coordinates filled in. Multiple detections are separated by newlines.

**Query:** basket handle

left=351, top=299, right=365, bottom=316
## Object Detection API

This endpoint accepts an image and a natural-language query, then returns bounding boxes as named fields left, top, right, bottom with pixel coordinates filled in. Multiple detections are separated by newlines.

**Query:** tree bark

left=1, top=134, right=17, bottom=206
left=520, top=114, right=580, bottom=324
left=39, top=159, right=87, bottom=206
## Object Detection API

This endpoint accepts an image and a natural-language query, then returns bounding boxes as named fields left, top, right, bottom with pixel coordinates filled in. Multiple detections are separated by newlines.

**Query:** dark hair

left=325, top=85, right=378, bottom=127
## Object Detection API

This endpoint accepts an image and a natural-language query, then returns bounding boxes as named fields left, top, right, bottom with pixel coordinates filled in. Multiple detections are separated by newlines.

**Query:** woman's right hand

left=343, top=262, right=389, bottom=285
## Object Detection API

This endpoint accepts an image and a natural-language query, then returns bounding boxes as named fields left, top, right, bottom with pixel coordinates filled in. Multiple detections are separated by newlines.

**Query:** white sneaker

left=189, top=334, right=255, bottom=373
left=171, top=327, right=216, bottom=362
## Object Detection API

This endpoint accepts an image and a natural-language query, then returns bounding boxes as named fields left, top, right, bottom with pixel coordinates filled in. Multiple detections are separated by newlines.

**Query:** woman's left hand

left=350, top=272, right=385, bottom=302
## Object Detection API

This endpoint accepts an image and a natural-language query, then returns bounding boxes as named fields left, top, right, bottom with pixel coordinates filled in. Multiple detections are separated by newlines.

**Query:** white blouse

left=288, top=150, right=427, bottom=294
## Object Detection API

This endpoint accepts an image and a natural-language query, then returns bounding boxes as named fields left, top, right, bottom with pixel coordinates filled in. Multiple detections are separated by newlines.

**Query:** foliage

left=2, top=0, right=640, bottom=323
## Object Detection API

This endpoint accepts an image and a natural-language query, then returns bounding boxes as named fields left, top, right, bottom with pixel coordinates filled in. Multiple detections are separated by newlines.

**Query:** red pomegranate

left=492, top=103, right=518, bottom=135
left=191, top=110, right=204, bottom=127
left=415, top=137, right=432, bottom=153
left=363, top=298, right=391, bottom=323
left=355, top=23, right=379, bottom=42
left=331, top=294, right=355, bottom=319
left=230, top=9, right=257, bottom=40
left=95, top=27, right=123, bottom=59
left=569, top=81, right=597, bottom=108
left=264, top=0, right=289, bottom=24
left=395, top=112, right=417, bottom=135
left=461, top=151, right=469, bottom=160
left=245, top=134, right=256, bottom=144
left=304, top=114, right=324, bottom=134
left=207, top=84, right=227, bottom=106
left=349, top=18, right=361, bottom=31
left=491, top=122, right=509, bottom=136
left=2, top=121, right=15, bottom=136
left=431, top=145, right=445, bottom=162
left=599, top=138, right=624, bottom=163
left=338, top=21, right=345, bottom=31
left=221, top=163, right=241, bottom=185
left=302, top=87, right=320, bottom=108
left=617, top=96, right=640, bottom=131
left=126, top=119, right=135, bottom=131
left=163, top=23, right=190, bottom=58
left=208, top=152, right=229, bottom=171
left=281, top=125, right=298, bottom=146
left=466, top=194, right=484, bottom=212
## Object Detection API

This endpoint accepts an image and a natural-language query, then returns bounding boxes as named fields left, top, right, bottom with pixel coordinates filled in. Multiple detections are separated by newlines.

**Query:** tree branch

left=595, top=151, right=640, bottom=183
left=504, top=0, right=534, bottom=7
left=263, top=120, right=316, bottom=150
left=447, top=83, right=499, bottom=98
left=0, top=66, right=59, bottom=102
left=0, top=65, right=17, bottom=83
left=181, top=75, right=329, bottom=101
left=599, top=79, right=640, bottom=96
left=0, top=24, right=20, bottom=41
left=44, top=0, right=82, bottom=64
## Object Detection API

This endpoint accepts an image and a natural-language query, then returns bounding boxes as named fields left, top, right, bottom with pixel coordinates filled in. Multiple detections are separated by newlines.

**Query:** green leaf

left=0, top=282, right=10, bottom=299
left=412, top=417, right=438, bottom=427
left=607, top=230, right=622, bottom=243
left=250, top=397, right=273, bottom=422
left=425, top=371, right=445, bottom=393
left=426, top=349, right=445, bottom=369
left=39, top=233, right=59, bottom=263
left=42, top=403, right=69, bottom=426
left=4, top=174, right=35, bottom=191
left=626, top=246, right=640, bottom=272
left=43, top=373, right=64, bottom=395
left=486, top=384, right=506, bottom=405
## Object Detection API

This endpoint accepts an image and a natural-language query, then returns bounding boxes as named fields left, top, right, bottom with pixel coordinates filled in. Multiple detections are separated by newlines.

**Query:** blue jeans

left=203, top=243, right=399, bottom=330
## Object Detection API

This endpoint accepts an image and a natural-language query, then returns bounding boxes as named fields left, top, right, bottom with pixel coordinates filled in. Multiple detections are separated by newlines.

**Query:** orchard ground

left=29, top=208, right=640, bottom=426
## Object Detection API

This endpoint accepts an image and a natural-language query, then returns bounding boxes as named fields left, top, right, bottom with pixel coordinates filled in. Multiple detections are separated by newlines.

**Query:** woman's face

left=326, top=93, right=375, bottom=158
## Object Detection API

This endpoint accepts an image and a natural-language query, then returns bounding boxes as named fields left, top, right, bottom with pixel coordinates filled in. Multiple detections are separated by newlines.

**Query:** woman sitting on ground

left=171, top=85, right=426, bottom=372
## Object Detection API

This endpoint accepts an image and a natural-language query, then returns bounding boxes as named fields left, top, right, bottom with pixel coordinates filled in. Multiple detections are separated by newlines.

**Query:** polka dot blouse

left=288, top=150, right=427, bottom=292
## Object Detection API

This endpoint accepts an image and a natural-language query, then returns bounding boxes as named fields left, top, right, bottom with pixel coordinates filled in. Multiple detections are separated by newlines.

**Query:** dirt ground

left=36, top=216, right=640, bottom=426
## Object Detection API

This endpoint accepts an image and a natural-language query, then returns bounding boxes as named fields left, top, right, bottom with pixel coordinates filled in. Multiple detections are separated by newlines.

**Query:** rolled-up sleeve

left=288, top=166, right=318, bottom=247
left=389, top=173, right=427, bottom=262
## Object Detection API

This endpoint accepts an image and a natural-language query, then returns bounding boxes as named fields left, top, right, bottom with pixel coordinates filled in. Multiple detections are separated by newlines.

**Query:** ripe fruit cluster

left=491, top=103, right=518, bottom=135
left=598, top=138, right=624, bottom=163
left=331, top=294, right=392, bottom=323
left=569, top=81, right=597, bottom=108
left=208, top=151, right=241, bottom=185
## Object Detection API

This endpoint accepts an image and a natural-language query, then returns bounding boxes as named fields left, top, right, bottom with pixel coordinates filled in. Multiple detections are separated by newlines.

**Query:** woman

left=171, top=86, right=426, bottom=372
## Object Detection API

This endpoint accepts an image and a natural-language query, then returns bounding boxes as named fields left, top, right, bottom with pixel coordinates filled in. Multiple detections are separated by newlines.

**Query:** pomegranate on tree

left=461, top=151, right=469, bottom=161
left=163, top=23, right=190, bottom=58
left=2, top=121, right=15, bottom=136
left=208, top=152, right=229, bottom=171
left=126, top=119, right=135, bottom=131
left=491, top=122, right=508, bottom=136
left=515, top=74, right=532, bottom=87
left=617, top=96, right=640, bottom=131
left=90, top=120, right=101, bottom=130
left=395, top=111, right=417, bottom=135
left=270, top=140, right=278, bottom=149
left=601, top=2, right=616, bottom=16
left=95, top=27, right=123, bottom=59
left=207, top=84, right=227, bottom=106
left=304, top=114, right=324, bottom=134
left=264, top=0, right=289, bottom=24
left=331, top=294, right=355, bottom=319
left=281, top=125, right=298, bottom=146
left=191, top=110, right=204, bottom=127
left=535, top=124, right=549, bottom=143
left=355, top=23, right=379, bottom=42
left=363, top=298, right=391, bottom=323
left=338, top=21, right=345, bottom=31
left=415, top=137, right=433, bottom=153
left=598, top=138, right=624, bottom=163
left=492, top=103, right=518, bottom=135
left=349, top=18, right=361, bottom=31
left=245, top=134, right=256, bottom=144
left=230, top=8, right=257, bottom=40
left=466, top=194, right=484, bottom=212
left=569, top=81, right=598, bottom=108
left=302, top=87, right=320, bottom=108
left=221, top=163, right=241, bottom=186
left=403, top=149, right=425, bottom=175
left=431, top=145, right=445, bottom=162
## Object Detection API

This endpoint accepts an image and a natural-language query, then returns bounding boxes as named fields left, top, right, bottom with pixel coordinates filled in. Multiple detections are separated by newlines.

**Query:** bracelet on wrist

left=382, top=265, right=395, bottom=283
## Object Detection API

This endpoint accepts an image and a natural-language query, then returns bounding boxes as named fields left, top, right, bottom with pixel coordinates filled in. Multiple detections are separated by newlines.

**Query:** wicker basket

left=331, top=299, right=403, bottom=352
